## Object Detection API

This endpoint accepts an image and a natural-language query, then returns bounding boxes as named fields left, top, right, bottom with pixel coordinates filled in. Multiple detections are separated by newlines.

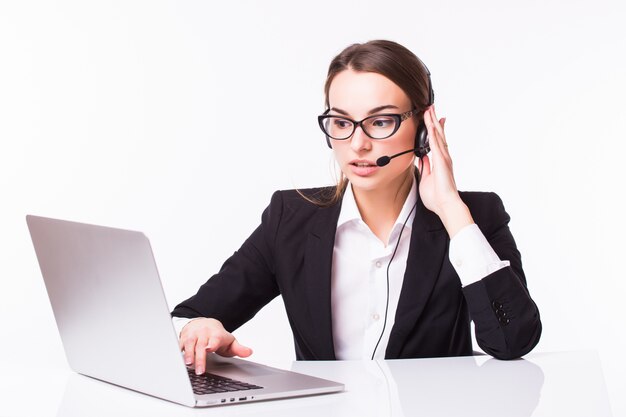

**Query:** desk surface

left=0, top=351, right=612, bottom=417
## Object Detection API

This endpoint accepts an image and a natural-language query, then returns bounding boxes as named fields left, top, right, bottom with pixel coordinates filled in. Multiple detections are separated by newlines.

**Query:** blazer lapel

left=302, top=201, right=342, bottom=360
left=385, top=190, right=448, bottom=358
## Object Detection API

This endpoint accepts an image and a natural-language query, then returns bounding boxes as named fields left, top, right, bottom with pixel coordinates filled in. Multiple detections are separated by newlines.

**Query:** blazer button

left=492, top=300, right=504, bottom=311
left=499, top=317, right=510, bottom=326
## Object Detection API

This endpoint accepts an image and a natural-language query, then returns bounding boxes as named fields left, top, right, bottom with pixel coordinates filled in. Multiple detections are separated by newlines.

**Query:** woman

left=172, top=40, right=542, bottom=375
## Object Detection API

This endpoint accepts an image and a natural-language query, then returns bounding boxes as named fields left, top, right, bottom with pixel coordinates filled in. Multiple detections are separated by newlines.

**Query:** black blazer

left=172, top=183, right=542, bottom=361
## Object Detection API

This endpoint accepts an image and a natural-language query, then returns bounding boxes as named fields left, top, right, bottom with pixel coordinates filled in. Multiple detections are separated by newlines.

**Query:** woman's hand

left=179, top=318, right=253, bottom=375
left=418, top=105, right=474, bottom=238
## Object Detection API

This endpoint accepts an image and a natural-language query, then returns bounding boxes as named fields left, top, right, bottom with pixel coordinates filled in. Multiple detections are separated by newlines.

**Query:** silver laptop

left=26, top=215, right=344, bottom=407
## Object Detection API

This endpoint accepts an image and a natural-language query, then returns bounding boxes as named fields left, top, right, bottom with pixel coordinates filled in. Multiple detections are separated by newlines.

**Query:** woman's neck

left=352, top=167, right=414, bottom=246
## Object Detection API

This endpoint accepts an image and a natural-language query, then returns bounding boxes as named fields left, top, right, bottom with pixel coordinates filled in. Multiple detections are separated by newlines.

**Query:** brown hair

left=302, top=40, right=432, bottom=207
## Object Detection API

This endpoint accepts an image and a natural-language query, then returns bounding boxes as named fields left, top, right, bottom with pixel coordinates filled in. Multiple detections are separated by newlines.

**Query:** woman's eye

left=371, top=117, right=394, bottom=128
left=333, top=119, right=352, bottom=129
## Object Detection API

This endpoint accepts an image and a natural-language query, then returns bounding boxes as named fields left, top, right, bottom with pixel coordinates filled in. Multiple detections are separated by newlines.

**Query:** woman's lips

left=349, top=160, right=379, bottom=176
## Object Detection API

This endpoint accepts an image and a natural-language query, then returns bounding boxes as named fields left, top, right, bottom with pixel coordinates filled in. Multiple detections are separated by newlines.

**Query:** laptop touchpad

left=208, top=356, right=285, bottom=377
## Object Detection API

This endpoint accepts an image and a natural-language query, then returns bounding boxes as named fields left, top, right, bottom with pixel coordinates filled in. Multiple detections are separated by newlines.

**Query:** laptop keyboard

left=187, top=368, right=264, bottom=395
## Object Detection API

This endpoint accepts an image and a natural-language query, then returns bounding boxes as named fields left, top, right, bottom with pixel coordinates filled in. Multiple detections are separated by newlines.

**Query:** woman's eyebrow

left=367, top=105, right=399, bottom=115
left=329, top=107, right=349, bottom=116
left=329, top=104, right=400, bottom=117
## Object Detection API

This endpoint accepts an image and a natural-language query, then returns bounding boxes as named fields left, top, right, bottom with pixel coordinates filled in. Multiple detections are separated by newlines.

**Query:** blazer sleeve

left=170, top=191, right=283, bottom=332
left=461, top=192, right=542, bottom=360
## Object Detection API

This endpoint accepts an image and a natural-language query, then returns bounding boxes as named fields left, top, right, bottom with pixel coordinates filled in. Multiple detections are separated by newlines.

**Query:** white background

left=1, top=0, right=625, bottom=415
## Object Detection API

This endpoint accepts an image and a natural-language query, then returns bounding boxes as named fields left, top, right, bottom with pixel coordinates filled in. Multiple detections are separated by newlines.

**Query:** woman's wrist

left=438, top=199, right=474, bottom=238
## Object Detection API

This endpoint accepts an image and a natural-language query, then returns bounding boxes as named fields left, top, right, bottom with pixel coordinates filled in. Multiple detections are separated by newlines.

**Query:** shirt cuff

left=449, top=223, right=510, bottom=287
left=172, top=316, right=195, bottom=338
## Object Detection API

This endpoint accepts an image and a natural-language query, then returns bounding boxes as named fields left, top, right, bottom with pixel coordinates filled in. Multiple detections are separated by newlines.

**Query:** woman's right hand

left=179, top=318, right=253, bottom=375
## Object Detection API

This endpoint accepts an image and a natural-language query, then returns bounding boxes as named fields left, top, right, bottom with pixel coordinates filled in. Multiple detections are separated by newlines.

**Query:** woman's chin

left=344, top=174, right=382, bottom=193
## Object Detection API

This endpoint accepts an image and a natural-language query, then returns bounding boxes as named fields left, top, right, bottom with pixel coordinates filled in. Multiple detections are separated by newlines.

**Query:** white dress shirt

left=173, top=178, right=510, bottom=359
left=331, top=178, right=509, bottom=360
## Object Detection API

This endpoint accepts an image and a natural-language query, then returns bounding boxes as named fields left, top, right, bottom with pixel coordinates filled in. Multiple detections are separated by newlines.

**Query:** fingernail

left=196, top=368, right=203, bottom=375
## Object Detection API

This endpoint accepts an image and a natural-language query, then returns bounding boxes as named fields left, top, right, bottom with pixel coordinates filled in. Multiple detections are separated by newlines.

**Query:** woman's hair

left=302, top=39, right=432, bottom=207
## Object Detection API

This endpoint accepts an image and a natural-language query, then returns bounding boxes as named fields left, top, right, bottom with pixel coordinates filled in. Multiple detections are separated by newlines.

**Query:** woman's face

left=327, top=69, right=417, bottom=194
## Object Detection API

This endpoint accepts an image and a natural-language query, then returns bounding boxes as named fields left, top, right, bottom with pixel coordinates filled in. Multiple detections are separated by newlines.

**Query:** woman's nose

left=350, top=125, right=372, bottom=152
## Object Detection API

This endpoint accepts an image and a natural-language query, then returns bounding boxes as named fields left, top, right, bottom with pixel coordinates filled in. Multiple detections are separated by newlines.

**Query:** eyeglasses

left=318, top=109, right=417, bottom=140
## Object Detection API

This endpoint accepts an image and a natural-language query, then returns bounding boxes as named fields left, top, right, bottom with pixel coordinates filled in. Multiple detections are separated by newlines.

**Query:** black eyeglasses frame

left=317, top=108, right=417, bottom=141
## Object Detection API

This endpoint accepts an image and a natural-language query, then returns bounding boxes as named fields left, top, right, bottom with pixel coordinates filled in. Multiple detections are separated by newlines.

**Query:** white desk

left=0, top=351, right=612, bottom=416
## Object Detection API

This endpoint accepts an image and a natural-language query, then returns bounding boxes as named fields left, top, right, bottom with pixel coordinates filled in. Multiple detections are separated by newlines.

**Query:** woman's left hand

left=418, top=105, right=474, bottom=238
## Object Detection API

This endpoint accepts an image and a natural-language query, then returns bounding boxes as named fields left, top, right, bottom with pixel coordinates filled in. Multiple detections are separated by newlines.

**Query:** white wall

left=1, top=0, right=625, bottom=414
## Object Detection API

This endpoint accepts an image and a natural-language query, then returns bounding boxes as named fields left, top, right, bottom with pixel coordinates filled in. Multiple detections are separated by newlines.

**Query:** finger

left=182, top=335, right=197, bottom=366
left=428, top=108, right=451, bottom=162
left=430, top=106, right=446, bottom=138
left=212, top=334, right=239, bottom=357
left=206, top=335, right=223, bottom=353
left=428, top=107, right=446, bottom=145
left=424, top=108, right=443, bottom=158
left=195, top=336, right=210, bottom=374
left=229, top=340, right=253, bottom=358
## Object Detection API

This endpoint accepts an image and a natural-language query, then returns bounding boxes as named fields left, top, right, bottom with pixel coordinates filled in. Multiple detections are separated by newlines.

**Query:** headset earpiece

left=414, top=121, right=430, bottom=158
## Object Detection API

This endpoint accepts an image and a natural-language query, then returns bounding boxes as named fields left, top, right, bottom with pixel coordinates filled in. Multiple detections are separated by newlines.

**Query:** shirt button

left=455, top=259, right=463, bottom=268
left=375, top=261, right=382, bottom=268
left=372, top=313, right=380, bottom=321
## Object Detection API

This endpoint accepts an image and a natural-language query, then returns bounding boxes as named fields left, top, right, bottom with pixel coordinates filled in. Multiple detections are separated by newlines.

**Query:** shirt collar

left=337, top=175, right=418, bottom=231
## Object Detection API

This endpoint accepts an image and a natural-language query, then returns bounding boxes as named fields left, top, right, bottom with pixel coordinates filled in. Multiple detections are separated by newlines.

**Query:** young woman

left=172, top=40, right=541, bottom=375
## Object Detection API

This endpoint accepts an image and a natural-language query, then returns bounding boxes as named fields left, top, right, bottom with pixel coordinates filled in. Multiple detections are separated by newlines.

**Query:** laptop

left=26, top=214, right=344, bottom=407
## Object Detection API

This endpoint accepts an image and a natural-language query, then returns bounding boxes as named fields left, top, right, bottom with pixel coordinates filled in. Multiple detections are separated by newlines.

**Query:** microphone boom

left=375, top=148, right=417, bottom=167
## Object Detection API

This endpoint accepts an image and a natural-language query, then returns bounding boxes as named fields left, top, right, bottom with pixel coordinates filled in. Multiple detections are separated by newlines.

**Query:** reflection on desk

left=0, top=351, right=612, bottom=417
left=289, top=354, right=545, bottom=417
